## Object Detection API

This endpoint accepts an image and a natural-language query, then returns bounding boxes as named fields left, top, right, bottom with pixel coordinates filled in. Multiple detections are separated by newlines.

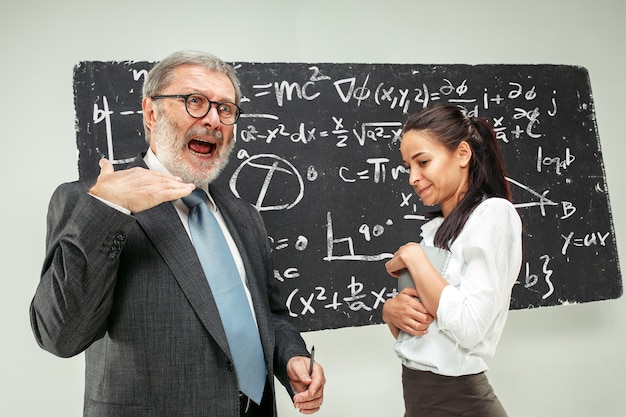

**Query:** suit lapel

left=128, top=154, right=231, bottom=357
left=134, top=202, right=232, bottom=357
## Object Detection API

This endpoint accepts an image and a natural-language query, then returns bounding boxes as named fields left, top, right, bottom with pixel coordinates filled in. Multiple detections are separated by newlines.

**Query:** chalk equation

left=285, top=276, right=396, bottom=320
left=73, top=61, right=622, bottom=331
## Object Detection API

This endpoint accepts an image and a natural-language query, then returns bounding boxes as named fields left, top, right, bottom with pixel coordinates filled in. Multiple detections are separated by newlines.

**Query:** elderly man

left=30, top=50, right=325, bottom=417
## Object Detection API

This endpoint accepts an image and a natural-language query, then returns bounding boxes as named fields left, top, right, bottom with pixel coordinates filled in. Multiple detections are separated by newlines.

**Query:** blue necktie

left=183, top=189, right=267, bottom=404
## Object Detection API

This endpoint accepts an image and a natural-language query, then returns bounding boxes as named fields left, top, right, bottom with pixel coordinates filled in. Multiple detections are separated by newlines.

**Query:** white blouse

left=394, top=197, right=523, bottom=376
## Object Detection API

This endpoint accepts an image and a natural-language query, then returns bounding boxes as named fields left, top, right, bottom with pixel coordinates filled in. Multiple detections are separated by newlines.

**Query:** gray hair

left=142, top=50, right=242, bottom=143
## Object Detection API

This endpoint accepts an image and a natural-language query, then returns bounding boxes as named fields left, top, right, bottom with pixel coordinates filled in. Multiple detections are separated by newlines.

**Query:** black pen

left=309, top=345, right=315, bottom=376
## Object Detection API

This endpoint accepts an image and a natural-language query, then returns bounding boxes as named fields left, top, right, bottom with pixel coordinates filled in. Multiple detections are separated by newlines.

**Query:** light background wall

left=1, top=1, right=624, bottom=416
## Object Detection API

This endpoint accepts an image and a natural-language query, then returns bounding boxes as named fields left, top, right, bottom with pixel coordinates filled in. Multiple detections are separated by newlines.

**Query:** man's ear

left=142, top=97, right=156, bottom=131
left=457, top=141, right=472, bottom=168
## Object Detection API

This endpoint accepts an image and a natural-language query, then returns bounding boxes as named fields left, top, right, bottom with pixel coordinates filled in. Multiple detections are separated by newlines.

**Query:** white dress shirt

left=394, top=197, right=523, bottom=376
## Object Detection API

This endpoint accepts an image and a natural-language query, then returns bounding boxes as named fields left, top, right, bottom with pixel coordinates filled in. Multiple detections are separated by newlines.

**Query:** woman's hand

left=382, top=287, right=434, bottom=338
left=385, top=242, right=448, bottom=319
left=385, top=242, right=425, bottom=277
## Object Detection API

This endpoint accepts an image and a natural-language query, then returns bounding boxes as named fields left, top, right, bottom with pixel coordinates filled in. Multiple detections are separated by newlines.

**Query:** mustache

left=185, top=127, right=222, bottom=143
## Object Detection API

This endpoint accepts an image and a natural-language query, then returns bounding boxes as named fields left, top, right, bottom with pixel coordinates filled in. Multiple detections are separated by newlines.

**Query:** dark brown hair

left=402, top=103, right=512, bottom=249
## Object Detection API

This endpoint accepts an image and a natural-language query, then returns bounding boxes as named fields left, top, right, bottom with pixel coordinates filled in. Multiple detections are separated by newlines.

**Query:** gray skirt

left=401, top=366, right=508, bottom=417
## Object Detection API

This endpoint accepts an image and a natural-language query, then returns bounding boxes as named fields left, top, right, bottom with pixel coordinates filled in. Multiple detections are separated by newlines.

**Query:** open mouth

left=188, top=139, right=216, bottom=156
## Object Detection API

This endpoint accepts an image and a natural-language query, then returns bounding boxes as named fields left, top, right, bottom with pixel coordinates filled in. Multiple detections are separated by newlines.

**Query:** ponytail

left=468, top=117, right=511, bottom=202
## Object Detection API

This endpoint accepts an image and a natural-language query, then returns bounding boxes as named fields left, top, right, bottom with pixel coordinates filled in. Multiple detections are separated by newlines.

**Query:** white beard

left=151, top=116, right=234, bottom=187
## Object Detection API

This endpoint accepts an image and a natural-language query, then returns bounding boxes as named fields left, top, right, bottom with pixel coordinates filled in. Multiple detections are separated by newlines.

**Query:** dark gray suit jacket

left=30, top=154, right=309, bottom=417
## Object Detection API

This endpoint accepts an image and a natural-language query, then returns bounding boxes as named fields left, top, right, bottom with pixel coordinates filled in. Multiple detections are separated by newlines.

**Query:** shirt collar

left=420, top=216, right=444, bottom=243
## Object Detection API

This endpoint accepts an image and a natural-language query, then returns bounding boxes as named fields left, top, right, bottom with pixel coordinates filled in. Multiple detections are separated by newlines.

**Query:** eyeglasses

left=151, top=93, right=242, bottom=125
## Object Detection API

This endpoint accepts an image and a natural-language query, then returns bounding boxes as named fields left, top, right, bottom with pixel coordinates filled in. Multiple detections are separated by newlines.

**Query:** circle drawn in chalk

left=229, top=153, right=304, bottom=211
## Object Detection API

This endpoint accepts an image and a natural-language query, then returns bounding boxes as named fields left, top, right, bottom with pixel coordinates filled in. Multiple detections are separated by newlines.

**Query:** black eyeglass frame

left=150, top=93, right=243, bottom=125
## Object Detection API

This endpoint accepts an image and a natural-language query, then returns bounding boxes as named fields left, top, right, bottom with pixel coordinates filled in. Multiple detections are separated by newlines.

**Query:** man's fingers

left=89, top=163, right=195, bottom=213
left=98, top=158, right=115, bottom=175
left=293, top=369, right=325, bottom=414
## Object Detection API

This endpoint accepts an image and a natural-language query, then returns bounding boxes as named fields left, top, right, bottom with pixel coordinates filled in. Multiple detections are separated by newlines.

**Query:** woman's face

left=400, top=129, right=471, bottom=217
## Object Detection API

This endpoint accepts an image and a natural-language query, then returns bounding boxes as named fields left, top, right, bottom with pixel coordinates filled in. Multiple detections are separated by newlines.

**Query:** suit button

left=225, top=361, right=234, bottom=372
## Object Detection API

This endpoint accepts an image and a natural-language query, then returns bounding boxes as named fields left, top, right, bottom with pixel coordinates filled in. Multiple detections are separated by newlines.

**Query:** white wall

left=2, top=1, right=624, bottom=416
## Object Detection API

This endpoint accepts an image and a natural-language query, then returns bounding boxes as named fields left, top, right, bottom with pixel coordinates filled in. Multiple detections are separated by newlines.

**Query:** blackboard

left=73, top=61, right=623, bottom=331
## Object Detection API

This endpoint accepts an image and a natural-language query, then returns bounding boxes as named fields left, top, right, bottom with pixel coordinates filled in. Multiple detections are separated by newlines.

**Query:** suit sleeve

left=269, top=268, right=310, bottom=395
left=246, top=206, right=310, bottom=393
left=29, top=182, right=136, bottom=357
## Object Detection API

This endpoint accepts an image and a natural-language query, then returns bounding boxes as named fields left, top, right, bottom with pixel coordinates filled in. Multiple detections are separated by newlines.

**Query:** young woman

left=383, top=103, right=523, bottom=417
